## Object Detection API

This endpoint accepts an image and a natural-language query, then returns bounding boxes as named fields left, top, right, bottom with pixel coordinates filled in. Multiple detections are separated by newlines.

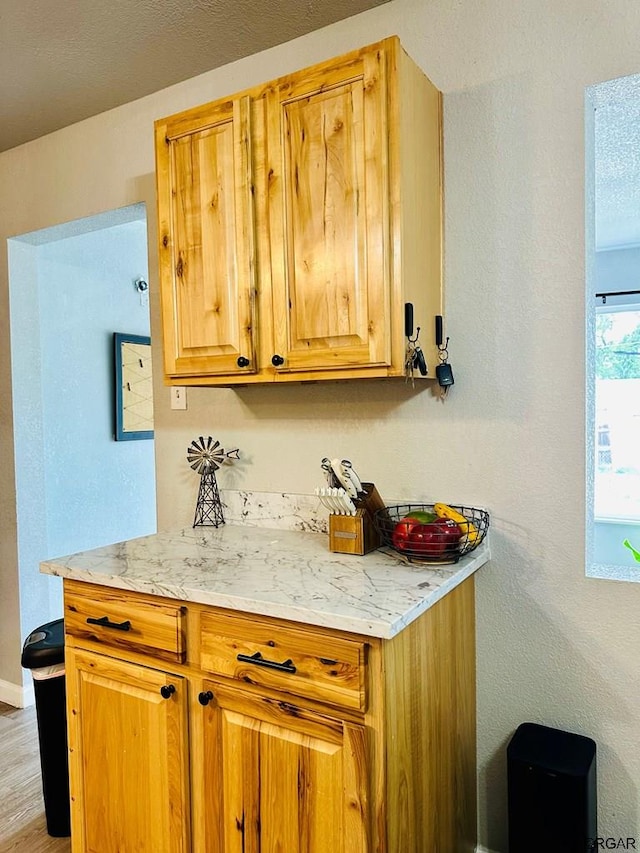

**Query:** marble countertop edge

left=40, top=526, right=490, bottom=640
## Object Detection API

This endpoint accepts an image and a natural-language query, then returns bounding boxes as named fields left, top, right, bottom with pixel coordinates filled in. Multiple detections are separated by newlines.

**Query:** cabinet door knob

left=160, top=684, right=176, bottom=699
left=198, top=690, right=214, bottom=706
left=271, top=354, right=284, bottom=367
left=237, top=356, right=250, bottom=368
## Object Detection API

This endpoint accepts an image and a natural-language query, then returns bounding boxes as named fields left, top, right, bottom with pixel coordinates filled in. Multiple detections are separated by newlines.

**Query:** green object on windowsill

left=623, top=539, right=640, bottom=563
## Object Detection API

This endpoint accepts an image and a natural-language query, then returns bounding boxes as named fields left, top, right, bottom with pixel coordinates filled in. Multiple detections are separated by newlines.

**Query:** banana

left=433, top=503, right=479, bottom=543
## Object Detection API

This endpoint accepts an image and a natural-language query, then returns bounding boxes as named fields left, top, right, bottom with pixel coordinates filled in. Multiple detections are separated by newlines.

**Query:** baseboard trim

left=0, top=678, right=34, bottom=708
left=476, top=846, right=499, bottom=853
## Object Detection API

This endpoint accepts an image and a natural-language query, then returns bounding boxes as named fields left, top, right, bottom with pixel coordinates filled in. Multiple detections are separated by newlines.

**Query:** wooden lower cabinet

left=64, top=576, right=476, bottom=852
left=65, top=648, right=190, bottom=853
left=198, top=682, right=368, bottom=852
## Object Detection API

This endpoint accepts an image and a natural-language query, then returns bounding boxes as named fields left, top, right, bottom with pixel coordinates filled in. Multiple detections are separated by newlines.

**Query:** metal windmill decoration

left=187, top=436, right=239, bottom=527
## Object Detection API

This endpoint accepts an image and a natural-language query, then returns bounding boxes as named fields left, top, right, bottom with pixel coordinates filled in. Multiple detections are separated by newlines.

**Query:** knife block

left=329, top=483, right=385, bottom=556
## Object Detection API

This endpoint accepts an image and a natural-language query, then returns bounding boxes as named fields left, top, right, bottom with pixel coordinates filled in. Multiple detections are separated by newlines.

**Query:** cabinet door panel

left=66, top=648, right=190, bottom=853
left=285, top=86, right=365, bottom=344
left=269, top=49, right=391, bottom=373
left=201, top=683, right=368, bottom=853
left=157, top=96, right=256, bottom=377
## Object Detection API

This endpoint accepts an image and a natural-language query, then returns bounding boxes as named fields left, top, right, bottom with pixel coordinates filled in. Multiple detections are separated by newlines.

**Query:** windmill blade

left=187, top=435, right=236, bottom=477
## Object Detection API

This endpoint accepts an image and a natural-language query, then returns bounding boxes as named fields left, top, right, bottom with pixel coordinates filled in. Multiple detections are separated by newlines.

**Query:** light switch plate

left=170, top=386, right=187, bottom=410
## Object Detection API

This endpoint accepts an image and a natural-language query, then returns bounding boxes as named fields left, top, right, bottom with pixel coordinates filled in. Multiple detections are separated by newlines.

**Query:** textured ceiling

left=0, top=0, right=389, bottom=153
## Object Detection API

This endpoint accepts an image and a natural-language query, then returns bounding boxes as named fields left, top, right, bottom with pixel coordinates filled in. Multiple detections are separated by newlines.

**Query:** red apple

left=404, top=518, right=462, bottom=556
left=391, top=518, right=422, bottom=551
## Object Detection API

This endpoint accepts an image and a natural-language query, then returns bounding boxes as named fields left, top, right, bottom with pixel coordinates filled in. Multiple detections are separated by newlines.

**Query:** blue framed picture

left=114, top=332, right=154, bottom=441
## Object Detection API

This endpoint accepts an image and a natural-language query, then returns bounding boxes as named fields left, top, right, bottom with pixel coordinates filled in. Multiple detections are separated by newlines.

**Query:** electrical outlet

left=170, top=386, right=187, bottom=410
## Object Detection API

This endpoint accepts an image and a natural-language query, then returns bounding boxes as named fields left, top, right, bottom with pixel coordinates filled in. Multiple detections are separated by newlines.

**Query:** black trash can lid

left=507, top=721, right=596, bottom=777
left=21, top=618, right=65, bottom=669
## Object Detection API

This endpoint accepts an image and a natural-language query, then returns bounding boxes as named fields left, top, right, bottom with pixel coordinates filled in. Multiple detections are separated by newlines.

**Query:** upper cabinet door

left=156, top=96, right=257, bottom=378
left=267, top=47, right=391, bottom=373
left=154, top=38, right=442, bottom=385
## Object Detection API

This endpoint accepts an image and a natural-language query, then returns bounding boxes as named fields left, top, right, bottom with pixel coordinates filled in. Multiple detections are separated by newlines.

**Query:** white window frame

left=586, top=79, right=640, bottom=580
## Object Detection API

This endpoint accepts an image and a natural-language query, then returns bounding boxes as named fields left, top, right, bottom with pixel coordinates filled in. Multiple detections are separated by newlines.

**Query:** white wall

left=38, top=219, right=156, bottom=559
left=7, top=216, right=157, bottom=702
left=2, top=1, right=640, bottom=847
left=6, top=240, right=50, bottom=704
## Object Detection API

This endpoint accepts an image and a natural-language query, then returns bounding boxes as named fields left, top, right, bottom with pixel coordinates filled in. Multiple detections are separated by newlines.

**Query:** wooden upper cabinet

left=155, top=37, right=443, bottom=385
left=156, top=96, right=257, bottom=378
left=266, top=48, right=390, bottom=373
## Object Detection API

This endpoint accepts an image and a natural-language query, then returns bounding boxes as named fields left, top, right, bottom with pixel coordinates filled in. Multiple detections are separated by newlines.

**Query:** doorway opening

left=8, top=203, right=157, bottom=643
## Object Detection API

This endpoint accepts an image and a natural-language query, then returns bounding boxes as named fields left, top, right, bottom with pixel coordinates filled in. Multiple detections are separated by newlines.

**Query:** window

left=586, top=76, right=640, bottom=580
left=594, top=297, right=640, bottom=522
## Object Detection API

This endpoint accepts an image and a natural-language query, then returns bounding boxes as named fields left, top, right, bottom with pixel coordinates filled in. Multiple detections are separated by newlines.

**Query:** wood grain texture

left=382, top=576, right=477, bottom=852
left=66, top=648, right=190, bottom=853
left=200, top=610, right=366, bottom=711
left=65, top=580, right=186, bottom=662
left=389, top=40, right=443, bottom=374
left=203, top=681, right=368, bottom=852
left=156, top=95, right=257, bottom=378
left=268, top=44, right=390, bottom=373
left=329, top=483, right=385, bottom=555
left=155, top=36, right=443, bottom=386
left=63, top=577, right=477, bottom=851
left=0, top=703, right=71, bottom=852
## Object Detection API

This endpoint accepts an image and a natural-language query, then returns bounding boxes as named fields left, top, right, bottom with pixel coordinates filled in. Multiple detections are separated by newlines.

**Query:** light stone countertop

left=40, top=524, right=490, bottom=639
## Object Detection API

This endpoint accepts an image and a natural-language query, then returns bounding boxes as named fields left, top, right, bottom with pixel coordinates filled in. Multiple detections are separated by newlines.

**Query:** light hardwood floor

left=0, top=702, right=71, bottom=852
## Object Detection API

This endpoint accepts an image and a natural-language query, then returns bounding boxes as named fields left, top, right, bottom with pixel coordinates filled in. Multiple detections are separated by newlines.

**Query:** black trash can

left=507, top=722, right=597, bottom=853
left=21, top=618, right=70, bottom=838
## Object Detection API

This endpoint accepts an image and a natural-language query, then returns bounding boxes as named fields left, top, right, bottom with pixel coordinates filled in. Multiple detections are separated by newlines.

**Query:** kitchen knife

left=338, top=489, right=357, bottom=515
left=329, top=459, right=355, bottom=498
left=341, top=459, right=363, bottom=496
left=321, top=457, right=341, bottom=489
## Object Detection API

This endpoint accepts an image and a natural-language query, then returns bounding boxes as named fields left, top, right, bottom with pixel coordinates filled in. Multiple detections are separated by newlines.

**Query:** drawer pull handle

left=198, top=690, right=214, bottom=706
left=160, top=684, right=176, bottom=699
left=86, top=616, right=131, bottom=632
left=237, top=651, right=296, bottom=674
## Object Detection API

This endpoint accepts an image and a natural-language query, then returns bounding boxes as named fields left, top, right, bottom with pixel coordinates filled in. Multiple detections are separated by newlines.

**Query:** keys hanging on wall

left=404, top=303, right=428, bottom=385
left=435, top=315, right=454, bottom=399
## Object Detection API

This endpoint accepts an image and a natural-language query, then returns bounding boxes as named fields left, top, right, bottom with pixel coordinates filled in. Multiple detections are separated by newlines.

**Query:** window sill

left=587, top=562, right=640, bottom=582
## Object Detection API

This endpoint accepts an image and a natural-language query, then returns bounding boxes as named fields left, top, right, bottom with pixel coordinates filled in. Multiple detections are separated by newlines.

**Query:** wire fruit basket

left=373, top=503, right=490, bottom=564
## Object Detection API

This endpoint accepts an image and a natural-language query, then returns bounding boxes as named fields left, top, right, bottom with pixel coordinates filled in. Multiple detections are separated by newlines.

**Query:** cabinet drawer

left=199, top=611, right=366, bottom=711
left=64, top=584, right=186, bottom=663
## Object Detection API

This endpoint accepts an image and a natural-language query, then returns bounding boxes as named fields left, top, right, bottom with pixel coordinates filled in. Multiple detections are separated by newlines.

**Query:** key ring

left=438, top=336, right=449, bottom=364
